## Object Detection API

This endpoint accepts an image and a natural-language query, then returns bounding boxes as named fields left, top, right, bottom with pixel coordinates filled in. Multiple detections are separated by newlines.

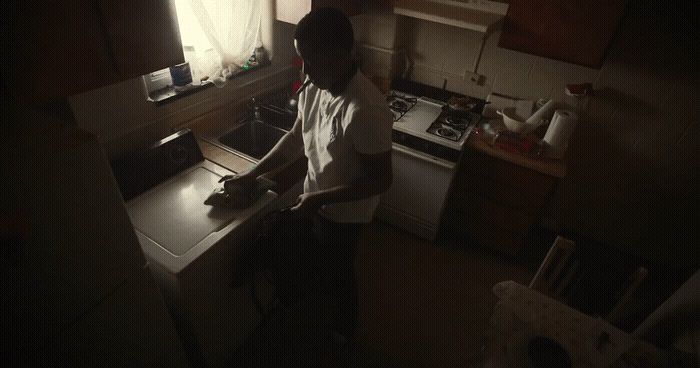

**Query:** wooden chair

left=605, top=266, right=648, bottom=324
left=529, top=236, right=648, bottom=324
left=530, top=236, right=579, bottom=300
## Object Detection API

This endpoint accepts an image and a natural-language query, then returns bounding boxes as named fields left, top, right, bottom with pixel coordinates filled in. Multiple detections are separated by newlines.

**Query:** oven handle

left=392, top=144, right=456, bottom=170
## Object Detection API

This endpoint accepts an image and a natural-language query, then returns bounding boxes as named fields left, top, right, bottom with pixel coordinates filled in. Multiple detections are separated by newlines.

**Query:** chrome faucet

left=247, top=98, right=261, bottom=121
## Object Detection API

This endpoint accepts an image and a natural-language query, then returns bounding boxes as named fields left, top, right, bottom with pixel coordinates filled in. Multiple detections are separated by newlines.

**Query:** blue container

left=169, top=62, right=192, bottom=88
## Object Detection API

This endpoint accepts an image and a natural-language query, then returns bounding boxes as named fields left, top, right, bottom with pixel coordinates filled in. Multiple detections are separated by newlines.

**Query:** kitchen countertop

left=117, top=62, right=304, bottom=196
left=196, top=138, right=307, bottom=196
left=179, top=70, right=563, bottom=191
left=179, top=73, right=307, bottom=195
left=466, top=135, right=567, bottom=178
left=189, top=110, right=565, bottom=190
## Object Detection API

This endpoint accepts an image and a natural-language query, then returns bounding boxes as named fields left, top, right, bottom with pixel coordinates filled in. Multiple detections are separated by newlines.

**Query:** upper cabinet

left=393, top=0, right=509, bottom=33
left=498, top=0, right=627, bottom=68
left=275, top=0, right=362, bottom=24
left=11, top=1, right=184, bottom=102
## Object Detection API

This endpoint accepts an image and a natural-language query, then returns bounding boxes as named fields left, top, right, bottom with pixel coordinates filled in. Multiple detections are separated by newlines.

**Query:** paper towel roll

left=544, top=110, right=578, bottom=159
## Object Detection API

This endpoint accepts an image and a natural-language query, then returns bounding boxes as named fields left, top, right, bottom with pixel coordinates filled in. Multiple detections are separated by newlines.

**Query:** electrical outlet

left=464, top=71, right=484, bottom=86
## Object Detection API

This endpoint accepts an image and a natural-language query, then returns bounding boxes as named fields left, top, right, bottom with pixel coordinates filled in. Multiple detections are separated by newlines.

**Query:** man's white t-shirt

left=297, top=70, right=393, bottom=223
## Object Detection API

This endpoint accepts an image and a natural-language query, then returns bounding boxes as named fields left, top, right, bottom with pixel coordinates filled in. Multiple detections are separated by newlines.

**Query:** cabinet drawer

left=455, top=192, right=534, bottom=235
left=460, top=150, right=554, bottom=189
left=458, top=175, right=554, bottom=212
left=459, top=150, right=494, bottom=179
left=453, top=192, right=536, bottom=255
left=456, top=151, right=556, bottom=211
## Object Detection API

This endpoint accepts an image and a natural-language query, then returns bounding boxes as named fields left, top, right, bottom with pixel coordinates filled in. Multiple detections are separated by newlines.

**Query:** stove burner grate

left=427, top=110, right=481, bottom=142
left=390, top=99, right=409, bottom=111
left=445, top=115, right=470, bottom=127
left=387, top=93, right=417, bottom=122
left=436, top=127, right=458, bottom=139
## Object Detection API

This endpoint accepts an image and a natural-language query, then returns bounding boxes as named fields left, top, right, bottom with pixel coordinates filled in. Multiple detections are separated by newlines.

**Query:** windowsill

left=146, top=60, right=271, bottom=105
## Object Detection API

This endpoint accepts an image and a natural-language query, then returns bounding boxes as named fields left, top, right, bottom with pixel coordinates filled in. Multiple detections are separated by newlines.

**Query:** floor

left=234, top=220, right=539, bottom=368
left=354, top=221, right=535, bottom=368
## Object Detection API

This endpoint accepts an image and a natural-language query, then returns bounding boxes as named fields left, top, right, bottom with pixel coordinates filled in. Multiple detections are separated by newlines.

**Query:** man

left=224, top=7, right=393, bottom=346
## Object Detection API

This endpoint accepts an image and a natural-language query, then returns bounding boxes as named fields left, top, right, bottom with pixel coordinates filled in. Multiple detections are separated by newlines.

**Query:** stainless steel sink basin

left=217, top=119, right=287, bottom=160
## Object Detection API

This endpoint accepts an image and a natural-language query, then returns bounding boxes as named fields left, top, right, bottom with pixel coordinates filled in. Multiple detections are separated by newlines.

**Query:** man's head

left=294, top=7, right=354, bottom=91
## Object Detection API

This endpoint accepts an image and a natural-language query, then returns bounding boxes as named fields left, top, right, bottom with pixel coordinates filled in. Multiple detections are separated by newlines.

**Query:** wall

left=355, top=1, right=698, bottom=267
left=69, top=1, right=299, bottom=159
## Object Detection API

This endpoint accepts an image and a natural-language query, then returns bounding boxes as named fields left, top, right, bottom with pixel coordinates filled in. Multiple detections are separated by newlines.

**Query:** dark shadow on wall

left=553, top=0, right=699, bottom=269
left=559, top=85, right=698, bottom=267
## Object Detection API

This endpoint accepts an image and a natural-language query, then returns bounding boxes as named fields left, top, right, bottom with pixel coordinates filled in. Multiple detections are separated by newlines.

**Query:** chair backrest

left=606, top=266, right=648, bottom=324
left=529, top=236, right=579, bottom=301
left=530, top=236, right=649, bottom=325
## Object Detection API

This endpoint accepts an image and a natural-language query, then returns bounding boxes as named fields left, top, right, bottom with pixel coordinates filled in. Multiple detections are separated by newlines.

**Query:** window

left=144, top=0, right=269, bottom=103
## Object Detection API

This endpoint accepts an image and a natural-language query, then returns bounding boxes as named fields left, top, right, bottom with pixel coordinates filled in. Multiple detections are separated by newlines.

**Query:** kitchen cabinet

left=275, top=0, right=363, bottom=24
left=10, top=1, right=184, bottom=102
left=449, top=147, right=562, bottom=256
left=498, top=0, right=627, bottom=68
left=393, top=0, right=508, bottom=33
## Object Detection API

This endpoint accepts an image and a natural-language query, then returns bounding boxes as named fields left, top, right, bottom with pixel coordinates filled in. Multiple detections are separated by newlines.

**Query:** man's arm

left=291, top=149, right=392, bottom=215
left=223, top=116, right=304, bottom=193
left=240, top=116, right=305, bottom=178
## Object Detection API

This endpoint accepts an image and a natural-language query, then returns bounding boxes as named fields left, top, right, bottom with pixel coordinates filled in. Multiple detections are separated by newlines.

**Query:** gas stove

left=388, top=90, right=480, bottom=151
left=379, top=82, right=485, bottom=241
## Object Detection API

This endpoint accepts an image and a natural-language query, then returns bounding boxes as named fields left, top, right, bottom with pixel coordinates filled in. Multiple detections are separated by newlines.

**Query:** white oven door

left=378, top=143, right=457, bottom=240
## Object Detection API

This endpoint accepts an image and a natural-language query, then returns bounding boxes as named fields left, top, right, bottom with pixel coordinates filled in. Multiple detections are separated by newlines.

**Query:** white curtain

left=189, top=0, right=261, bottom=87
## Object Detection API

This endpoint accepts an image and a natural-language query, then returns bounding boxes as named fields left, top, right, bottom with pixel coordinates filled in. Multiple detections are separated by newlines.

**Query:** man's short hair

left=294, top=7, right=354, bottom=54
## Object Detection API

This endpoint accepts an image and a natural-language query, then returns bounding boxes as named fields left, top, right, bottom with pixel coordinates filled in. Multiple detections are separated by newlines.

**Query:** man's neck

left=328, top=62, right=358, bottom=96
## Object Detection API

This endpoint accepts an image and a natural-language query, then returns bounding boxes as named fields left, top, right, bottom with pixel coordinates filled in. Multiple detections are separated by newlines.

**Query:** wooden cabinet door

left=451, top=149, right=558, bottom=255
left=498, top=0, right=627, bottom=68
left=10, top=1, right=184, bottom=102
left=97, top=1, right=184, bottom=83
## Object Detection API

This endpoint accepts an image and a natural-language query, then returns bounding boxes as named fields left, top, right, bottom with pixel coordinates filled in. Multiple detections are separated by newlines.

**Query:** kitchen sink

left=217, top=119, right=287, bottom=160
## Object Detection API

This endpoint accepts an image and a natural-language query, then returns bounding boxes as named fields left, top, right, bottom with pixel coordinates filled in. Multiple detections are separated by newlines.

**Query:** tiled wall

left=355, top=1, right=698, bottom=266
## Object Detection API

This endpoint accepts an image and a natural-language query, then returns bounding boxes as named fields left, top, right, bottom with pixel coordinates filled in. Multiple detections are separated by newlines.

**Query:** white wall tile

left=491, top=65, right=533, bottom=97
left=410, top=64, right=448, bottom=89
left=357, top=46, right=405, bottom=79
left=352, top=13, right=398, bottom=50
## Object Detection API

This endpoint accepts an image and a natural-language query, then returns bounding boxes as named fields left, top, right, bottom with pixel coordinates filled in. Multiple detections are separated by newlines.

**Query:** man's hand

left=289, top=192, right=324, bottom=218
left=220, top=173, right=257, bottom=196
